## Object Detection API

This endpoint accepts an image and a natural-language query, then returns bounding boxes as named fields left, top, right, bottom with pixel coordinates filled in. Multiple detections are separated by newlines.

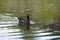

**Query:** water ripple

left=0, top=14, right=60, bottom=40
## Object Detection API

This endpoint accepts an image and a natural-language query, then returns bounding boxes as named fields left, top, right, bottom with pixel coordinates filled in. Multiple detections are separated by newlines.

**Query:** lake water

left=0, top=14, right=60, bottom=40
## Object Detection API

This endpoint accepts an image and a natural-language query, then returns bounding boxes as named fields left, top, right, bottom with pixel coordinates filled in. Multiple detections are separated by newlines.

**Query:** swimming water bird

left=18, top=15, right=35, bottom=25
left=18, top=15, right=35, bottom=29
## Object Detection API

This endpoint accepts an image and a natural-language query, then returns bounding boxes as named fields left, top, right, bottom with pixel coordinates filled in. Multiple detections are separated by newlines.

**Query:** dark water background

left=0, top=14, right=60, bottom=40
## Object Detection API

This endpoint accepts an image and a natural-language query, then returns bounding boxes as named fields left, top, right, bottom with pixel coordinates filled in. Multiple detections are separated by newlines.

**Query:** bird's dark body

left=18, top=14, right=30, bottom=29
left=18, top=18, right=27, bottom=25
left=18, top=16, right=30, bottom=26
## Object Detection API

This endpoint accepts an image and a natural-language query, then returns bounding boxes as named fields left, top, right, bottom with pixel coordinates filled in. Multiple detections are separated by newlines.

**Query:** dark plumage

left=18, top=14, right=30, bottom=29
left=18, top=15, right=30, bottom=26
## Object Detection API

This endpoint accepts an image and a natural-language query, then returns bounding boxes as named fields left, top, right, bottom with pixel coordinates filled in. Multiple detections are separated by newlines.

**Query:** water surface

left=0, top=14, right=60, bottom=40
